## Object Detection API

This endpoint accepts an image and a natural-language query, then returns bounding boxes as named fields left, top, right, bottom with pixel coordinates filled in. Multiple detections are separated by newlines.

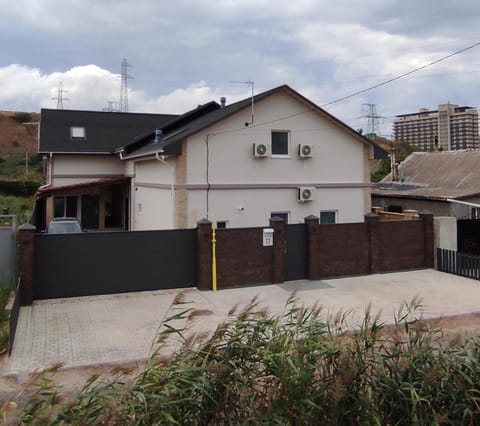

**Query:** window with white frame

left=271, top=130, right=290, bottom=155
left=320, top=210, right=337, bottom=224
left=70, top=126, right=86, bottom=139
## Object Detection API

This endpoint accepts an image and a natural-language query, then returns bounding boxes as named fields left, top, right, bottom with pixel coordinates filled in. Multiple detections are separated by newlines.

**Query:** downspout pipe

left=155, top=152, right=175, bottom=227
left=206, top=134, right=211, bottom=220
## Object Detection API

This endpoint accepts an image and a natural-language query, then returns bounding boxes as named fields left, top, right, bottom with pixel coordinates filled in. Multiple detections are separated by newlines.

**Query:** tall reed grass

left=7, top=295, right=480, bottom=425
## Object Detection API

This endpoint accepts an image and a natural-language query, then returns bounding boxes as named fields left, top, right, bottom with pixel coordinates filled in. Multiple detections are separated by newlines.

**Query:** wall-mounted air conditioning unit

left=297, top=186, right=315, bottom=202
left=253, top=143, right=270, bottom=158
left=298, top=144, right=313, bottom=158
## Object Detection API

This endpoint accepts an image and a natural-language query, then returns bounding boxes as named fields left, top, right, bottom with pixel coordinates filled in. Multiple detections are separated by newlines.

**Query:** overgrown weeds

left=5, top=296, right=480, bottom=425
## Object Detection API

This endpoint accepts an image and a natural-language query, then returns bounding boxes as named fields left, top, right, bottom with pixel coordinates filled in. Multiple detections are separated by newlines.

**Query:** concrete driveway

left=4, top=269, right=480, bottom=376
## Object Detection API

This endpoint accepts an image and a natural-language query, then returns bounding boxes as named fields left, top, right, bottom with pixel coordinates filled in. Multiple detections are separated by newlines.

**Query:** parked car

left=46, top=217, right=83, bottom=234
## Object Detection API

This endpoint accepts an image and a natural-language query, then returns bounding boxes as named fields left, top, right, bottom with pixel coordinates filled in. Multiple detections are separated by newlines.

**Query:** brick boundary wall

left=18, top=212, right=435, bottom=302
left=196, top=211, right=434, bottom=291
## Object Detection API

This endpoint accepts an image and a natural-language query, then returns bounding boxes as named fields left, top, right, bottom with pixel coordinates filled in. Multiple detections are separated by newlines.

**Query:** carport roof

left=37, top=176, right=130, bottom=195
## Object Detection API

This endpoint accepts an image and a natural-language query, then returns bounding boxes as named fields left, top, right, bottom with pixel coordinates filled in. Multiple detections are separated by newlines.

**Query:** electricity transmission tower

left=360, top=103, right=383, bottom=139
left=52, top=82, right=69, bottom=109
left=118, top=59, right=133, bottom=112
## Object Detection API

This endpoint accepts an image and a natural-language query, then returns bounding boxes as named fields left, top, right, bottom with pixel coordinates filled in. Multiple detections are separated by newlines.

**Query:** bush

left=0, top=178, right=42, bottom=197
left=0, top=153, right=43, bottom=178
left=0, top=194, right=35, bottom=223
left=11, top=112, right=32, bottom=124
left=9, top=296, right=480, bottom=424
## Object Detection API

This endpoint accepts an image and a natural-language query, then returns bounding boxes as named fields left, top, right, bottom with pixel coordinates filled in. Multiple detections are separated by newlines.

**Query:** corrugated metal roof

left=373, top=150, right=480, bottom=200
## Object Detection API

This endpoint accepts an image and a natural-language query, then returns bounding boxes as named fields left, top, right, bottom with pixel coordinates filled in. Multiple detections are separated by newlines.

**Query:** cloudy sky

left=1, top=0, right=479, bottom=136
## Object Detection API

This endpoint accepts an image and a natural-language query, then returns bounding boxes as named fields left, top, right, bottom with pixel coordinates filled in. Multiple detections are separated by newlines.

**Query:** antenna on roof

left=230, top=80, right=254, bottom=126
left=51, top=81, right=69, bottom=109
left=119, top=58, right=133, bottom=112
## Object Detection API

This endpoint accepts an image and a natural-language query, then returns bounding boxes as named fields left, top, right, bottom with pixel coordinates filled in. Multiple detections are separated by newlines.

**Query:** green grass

left=6, top=295, right=480, bottom=425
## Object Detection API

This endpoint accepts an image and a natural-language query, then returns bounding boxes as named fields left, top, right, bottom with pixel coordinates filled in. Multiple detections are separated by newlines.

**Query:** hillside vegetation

left=0, top=111, right=42, bottom=221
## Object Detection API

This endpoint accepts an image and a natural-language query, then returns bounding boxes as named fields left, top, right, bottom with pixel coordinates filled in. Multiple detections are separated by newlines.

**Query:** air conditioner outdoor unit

left=253, top=143, right=270, bottom=158
left=297, top=186, right=315, bottom=202
left=298, top=144, right=313, bottom=158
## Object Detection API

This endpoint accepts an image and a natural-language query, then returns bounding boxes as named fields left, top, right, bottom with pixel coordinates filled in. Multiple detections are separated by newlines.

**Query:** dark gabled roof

left=120, top=84, right=385, bottom=159
left=39, top=109, right=178, bottom=154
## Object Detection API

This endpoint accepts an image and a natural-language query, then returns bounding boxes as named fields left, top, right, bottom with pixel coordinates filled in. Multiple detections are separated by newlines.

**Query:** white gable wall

left=182, top=90, right=369, bottom=227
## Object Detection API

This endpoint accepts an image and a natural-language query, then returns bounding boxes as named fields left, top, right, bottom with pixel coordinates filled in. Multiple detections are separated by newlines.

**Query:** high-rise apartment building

left=393, top=104, right=479, bottom=151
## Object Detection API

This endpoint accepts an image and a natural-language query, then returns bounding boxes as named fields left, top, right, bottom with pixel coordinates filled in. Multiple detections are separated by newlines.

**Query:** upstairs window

left=71, top=126, right=86, bottom=140
left=271, top=130, right=289, bottom=156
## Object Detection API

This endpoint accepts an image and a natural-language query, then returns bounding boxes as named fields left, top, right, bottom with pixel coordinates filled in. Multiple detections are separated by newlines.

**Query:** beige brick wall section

left=175, top=139, right=188, bottom=228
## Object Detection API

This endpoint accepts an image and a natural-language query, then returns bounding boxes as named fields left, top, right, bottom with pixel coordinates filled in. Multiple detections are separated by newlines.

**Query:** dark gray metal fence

left=284, top=224, right=306, bottom=281
left=34, top=228, right=197, bottom=299
left=0, top=215, right=17, bottom=289
left=437, top=248, right=480, bottom=280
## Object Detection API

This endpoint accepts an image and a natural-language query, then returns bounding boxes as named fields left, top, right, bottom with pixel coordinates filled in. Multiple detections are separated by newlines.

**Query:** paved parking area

left=4, top=269, right=480, bottom=376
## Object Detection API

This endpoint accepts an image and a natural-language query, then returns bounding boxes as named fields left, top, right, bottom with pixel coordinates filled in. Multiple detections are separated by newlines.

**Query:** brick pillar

left=197, top=219, right=213, bottom=291
left=365, top=213, right=380, bottom=274
left=269, top=216, right=286, bottom=284
left=305, top=215, right=319, bottom=280
left=17, top=223, right=36, bottom=306
left=419, top=211, right=434, bottom=268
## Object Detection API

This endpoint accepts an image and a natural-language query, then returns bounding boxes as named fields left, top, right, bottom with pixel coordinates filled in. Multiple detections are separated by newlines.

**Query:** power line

left=211, top=41, right=480, bottom=136
left=321, top=41, right=480, bottom=107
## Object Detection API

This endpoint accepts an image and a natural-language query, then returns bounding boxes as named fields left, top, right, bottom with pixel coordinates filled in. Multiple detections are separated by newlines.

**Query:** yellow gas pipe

left=212, top=224, right=217, bottom=292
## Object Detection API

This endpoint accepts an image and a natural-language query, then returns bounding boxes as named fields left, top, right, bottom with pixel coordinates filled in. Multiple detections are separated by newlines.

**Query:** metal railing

left=437, top=248, right=480, bottom=280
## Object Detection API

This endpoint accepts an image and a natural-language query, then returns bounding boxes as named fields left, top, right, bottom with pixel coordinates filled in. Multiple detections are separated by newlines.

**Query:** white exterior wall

left=184, top=91, right=369, bottom=227
left=129, top=158, right=175, bottom=230
left=51, top=155, right=125, bottom=186
left=187, top=187, right=365, bottom=228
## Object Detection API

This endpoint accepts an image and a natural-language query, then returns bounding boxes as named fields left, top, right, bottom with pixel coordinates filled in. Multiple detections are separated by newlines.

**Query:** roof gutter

left=446, top=198, right=480, bottom=209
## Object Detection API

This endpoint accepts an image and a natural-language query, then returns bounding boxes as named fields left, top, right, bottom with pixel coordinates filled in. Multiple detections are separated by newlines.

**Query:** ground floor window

left=320, top=210, right=337, bottom=224
left=270, top=212, right=289, bottom=223
left=216, top=221, right=228, bottom=229
left=54, top=196, right=78, bottom=218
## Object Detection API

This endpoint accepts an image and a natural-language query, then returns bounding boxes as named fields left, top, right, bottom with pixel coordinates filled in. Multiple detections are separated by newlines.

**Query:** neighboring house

left=36, top=85, right=380, bottom=231
left=372, top=150, right=480, bottom=219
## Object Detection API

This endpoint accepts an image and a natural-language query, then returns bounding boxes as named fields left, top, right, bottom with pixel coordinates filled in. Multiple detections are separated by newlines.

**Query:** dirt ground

left=1, top=312, right=479, bottom=423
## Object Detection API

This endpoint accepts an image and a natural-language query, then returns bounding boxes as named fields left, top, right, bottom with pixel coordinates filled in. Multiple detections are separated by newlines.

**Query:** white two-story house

left=36, top=85, right=380, bottom=231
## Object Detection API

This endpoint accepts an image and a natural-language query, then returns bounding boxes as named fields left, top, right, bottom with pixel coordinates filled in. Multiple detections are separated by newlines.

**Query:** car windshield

left=48, top=221, right=82, bottom=234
